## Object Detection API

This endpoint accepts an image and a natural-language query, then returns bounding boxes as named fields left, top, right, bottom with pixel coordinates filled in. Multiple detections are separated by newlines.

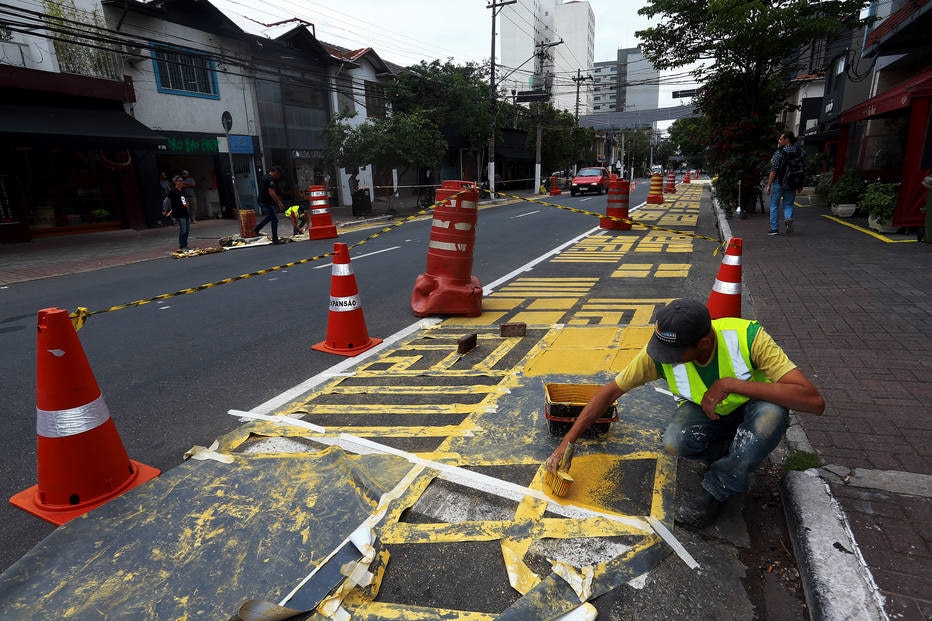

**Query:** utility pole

left=573, top=69, right=593, bottom=124
left=532, top=40, right=561, bottom=193
left=487, top=0, right=516, bottom=198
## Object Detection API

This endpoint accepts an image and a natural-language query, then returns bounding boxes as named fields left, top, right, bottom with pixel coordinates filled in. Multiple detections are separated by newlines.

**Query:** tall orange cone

left=306, top=185, right=338, bottom=240
left=313, top=243, right=383, bottom=356
left=684, top=170, right=691, bottom=184
left=646, top=173, right=664, bottom=204
left=707, top=237, right=743, bottom=319
left=664, top=171, right=676, bottom=193
left=411, top=180, right=483, bottom=317
left=601, top=177, right=631, bottom=230
left=10, top=308, right=160, bottom=525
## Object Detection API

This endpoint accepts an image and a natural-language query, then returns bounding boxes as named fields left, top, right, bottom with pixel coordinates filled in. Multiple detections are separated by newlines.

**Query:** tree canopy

left=388, top=59, right=492, bottom=153
left=636, top=0, right=873, bottom=208
left=322, top=111, right=447, bottom=179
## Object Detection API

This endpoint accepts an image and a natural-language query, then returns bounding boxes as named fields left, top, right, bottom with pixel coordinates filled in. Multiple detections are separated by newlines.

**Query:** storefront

left=154, top=131, right=259, bottom=220
left=837, top=68, right=932, bottom=228
left=0, top=104, right=166, bottom=242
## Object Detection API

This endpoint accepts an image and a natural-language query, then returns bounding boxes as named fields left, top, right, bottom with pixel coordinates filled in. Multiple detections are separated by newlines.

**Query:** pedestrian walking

left=166, top=175, right=191, bottom=250
left=254, top=165, right=285, bottom=244
left=544, top=299, right=825, bottom=529
left=766, top=131, right=805, bottom=235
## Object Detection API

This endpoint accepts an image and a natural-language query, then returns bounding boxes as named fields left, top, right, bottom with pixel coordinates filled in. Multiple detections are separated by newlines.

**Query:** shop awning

left=839, top=68, right=932, bottom=124
left=0, top=105, right=166, bottom=146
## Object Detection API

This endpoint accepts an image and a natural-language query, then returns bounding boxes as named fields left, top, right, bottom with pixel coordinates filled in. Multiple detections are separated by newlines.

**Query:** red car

left=570, top=166, right=611, bottom=196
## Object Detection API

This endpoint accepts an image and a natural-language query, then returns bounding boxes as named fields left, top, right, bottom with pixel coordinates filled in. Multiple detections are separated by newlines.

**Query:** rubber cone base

left=411, top=274, right=483, bottom=318
left=309, top=224, right=337, bottom=240
left=312, top=336, right=382, bottom=357
left=10, top=460, right=160, bottom=526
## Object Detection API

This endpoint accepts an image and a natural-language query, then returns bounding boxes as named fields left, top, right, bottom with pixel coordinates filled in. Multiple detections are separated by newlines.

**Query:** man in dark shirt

left=254, top=165, right=285, bottom=244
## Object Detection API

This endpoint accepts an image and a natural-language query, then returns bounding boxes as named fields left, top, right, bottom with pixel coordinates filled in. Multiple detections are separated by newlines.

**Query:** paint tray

left=544, top=383, right=617, bottom=437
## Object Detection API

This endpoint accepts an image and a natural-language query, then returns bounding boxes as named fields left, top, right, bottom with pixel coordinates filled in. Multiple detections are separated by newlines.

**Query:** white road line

left=313, top=245, right=401, bottom=269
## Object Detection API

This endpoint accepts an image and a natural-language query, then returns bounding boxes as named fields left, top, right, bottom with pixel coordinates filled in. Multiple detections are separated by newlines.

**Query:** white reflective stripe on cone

left=712, top=279, right=741, bottom=295
left=329, top=295, right=361, bottom=311
left=36, top=394, right=110, bottom=438
left=332, top=263, right=354, bottom=276
left=722, top=254, right=741, bottom=266
left=429, top=240, right=468, bottom=252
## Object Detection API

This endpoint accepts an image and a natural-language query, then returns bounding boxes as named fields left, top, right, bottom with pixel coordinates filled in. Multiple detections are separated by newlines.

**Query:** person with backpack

left=766, top=131, right=806, bottom=235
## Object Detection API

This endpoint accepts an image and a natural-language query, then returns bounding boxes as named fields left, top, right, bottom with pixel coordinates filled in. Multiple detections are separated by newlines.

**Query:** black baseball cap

left=647, top=299, right=712, bottom=363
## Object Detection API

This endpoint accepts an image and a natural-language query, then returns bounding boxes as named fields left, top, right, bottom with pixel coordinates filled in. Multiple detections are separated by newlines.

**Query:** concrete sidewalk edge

left=781, top=469, right=889, bottom=621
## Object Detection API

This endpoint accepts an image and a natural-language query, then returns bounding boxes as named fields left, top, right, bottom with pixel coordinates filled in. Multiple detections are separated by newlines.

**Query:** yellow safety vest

left=658, top=318, right=770, bottom=416
left=284, top=205, right=301, bottom=218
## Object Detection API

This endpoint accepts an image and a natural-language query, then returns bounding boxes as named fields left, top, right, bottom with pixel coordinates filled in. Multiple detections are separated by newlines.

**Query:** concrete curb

left=781, top=470, right=888, bottom=621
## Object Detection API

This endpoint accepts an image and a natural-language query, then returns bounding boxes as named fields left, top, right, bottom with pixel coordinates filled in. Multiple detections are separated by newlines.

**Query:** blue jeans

left=177, top=216, right=190, bottom=249
left=769, top=182, right=795, bottom=231
left=255, top=202, right=278, bottom=240
left=662, top=399, right=789, bottom=501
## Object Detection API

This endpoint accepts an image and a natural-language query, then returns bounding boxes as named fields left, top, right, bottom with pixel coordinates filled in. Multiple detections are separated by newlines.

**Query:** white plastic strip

left=36, top=394, right=109, bottom=438
left=278, top=464, right=427, bottom=608
left=231, top=410, right=652, bottom=533
left=552, top=561, right=594, bottom=601
left=646, top=516, right=700, bottom=569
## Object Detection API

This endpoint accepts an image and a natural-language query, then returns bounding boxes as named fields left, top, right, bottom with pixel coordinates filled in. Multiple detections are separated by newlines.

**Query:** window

left=336, top=76, right=355, bottom=115
left=153, top=45, right=219, bottom=99
left=364, top=80, right=386, bottom=118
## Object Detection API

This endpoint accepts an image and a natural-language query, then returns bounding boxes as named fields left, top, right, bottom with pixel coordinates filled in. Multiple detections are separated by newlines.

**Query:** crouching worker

left=284, top=204, right=307, bottom=235
left=544, top=298, right=825, bottom=529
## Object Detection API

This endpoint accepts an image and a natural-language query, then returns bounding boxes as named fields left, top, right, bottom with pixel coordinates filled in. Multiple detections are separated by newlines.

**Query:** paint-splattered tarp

left=0, top=447, right=413, bottom=620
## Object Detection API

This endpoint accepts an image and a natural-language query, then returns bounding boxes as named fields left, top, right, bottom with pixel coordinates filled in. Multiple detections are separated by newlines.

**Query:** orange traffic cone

left=411, top=180, right=483, bottom=317
left=307, top=185, right=338, bottom=240
left=707, top=237, right=743, bottom=319
left=601, top=177, right=631, bottom=230
left=646, top=173, right=664, bottom=204
left=664, top=171, right=676, bottom=193
left=10, top=308, right=160, bottom=525
left=312, top=243, right=383, bottom=356
left=684, top=171, right=691, bottom=184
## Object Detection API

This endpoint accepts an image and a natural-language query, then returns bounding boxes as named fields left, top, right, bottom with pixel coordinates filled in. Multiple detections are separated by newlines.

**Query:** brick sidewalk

left=725, top=200, right=932, bottom=620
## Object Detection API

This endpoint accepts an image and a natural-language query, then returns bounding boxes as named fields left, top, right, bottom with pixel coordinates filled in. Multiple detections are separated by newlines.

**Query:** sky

left=221, top=0, right=666, bottom=70
left=217, top=0, right=701, bottom=114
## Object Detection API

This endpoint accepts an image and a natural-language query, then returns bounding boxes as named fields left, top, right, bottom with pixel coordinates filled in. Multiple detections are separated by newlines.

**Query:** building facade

left=593, top=47, right=660, bottom=114
left=499, top=0, right=594, bottom=115
left=0, top=0, right=401, bottom=243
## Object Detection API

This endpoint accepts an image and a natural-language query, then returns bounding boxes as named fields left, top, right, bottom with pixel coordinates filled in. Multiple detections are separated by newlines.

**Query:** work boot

left=675, top=489, right=724, bottom=530
left=785, top=219, right=794, bottom=235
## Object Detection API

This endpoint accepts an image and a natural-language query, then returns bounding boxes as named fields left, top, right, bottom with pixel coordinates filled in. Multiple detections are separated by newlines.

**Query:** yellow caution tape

left=67, top=188, right=472, bottom=330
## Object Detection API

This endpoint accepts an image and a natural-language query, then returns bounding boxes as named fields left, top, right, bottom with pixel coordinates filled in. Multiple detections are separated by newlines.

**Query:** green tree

left=388, top=59, right=492, bottom=156
left=322, top=111, right=447, bottom=187
left=667, top=117, right=710, bottom=167
left=636, top=0, right=872, bottom=209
